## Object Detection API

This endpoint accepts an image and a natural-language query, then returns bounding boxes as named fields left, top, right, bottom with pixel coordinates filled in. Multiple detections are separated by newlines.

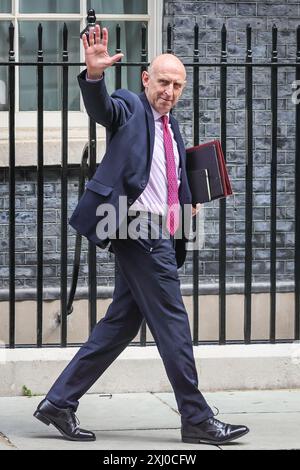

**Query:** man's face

left=142, top=64, right=186, bottom=114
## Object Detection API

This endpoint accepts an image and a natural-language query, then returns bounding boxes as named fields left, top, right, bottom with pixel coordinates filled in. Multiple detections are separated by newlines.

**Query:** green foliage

left=22, top=385, right=35, bottom=397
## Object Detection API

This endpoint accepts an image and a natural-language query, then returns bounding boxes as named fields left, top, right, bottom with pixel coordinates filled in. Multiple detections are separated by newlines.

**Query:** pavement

left=0, top=390, right=299, bottom=450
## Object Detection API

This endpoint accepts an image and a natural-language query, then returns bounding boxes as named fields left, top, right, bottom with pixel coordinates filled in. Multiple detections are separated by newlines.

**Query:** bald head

left=148, top=54, right=186, bottom=79
left=142, top=54, right=187, bottom=114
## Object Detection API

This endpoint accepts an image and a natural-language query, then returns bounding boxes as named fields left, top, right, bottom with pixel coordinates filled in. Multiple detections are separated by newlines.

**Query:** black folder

left=186, top=140, right=233, bottom=204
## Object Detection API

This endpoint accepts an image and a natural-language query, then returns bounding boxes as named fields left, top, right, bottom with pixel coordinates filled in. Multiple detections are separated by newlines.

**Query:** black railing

left=244, top=24, right=253, bottom=345
left=1, top=19, right=300, bottom=348
left=296, top=26, right=300, bottom=343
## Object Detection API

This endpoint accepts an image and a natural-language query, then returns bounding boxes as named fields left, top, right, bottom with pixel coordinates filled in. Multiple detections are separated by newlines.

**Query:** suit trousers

left=46, top=213, right=213, bottom=425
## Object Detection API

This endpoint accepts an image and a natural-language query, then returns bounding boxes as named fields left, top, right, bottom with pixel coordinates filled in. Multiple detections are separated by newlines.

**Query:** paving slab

left=78, top=393, right=180, bottom=430
left=156, top=391, right=300, bottom=450
left=0, top=394, right=214, bottom=450
left=0, top=393, right=179, bottom=433
left=8, top=430, right=217, bottom=451
left=219, top=413, right=300, bottom=450
left=0, top=391, right=299, bottom=450
left=156, top=389, right=300, bottom=414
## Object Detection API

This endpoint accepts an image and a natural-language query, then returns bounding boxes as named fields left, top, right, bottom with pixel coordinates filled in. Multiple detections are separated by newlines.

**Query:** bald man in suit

left=34, top=24, right=249, bottom=446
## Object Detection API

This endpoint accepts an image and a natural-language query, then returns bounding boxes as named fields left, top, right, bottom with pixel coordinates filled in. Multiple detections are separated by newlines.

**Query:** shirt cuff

left=86, top=73, right=103, bottom=82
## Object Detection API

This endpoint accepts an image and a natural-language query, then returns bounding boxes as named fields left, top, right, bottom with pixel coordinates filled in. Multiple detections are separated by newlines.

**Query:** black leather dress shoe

left=34, top=399, right=96, bottom=441
left=182, top=417, right=249, bottom=445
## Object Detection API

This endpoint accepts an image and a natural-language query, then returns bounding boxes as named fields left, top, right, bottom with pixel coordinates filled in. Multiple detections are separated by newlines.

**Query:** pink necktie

left=161, top=115, right=180, bottom=235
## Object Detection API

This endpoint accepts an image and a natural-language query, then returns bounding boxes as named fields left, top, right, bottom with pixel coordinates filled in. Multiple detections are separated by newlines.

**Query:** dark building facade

left=0, top=1, right=299, bottom=300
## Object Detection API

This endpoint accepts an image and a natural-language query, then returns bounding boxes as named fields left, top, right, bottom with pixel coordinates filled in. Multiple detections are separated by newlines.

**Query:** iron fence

left=1, top=18, right=300, bottom=347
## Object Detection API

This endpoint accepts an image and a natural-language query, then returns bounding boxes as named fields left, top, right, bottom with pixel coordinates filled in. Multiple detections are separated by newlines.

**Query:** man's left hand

left=192, top=203, right=202, bottom=217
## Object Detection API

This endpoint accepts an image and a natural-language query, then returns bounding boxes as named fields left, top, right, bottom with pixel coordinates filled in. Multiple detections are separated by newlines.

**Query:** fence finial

left=272, top=24, right=278, bottom=62
left=8, top=22, right=14, bottom=58
left=63, top=23, right=68, bottom=53
left=167, top=23, right=172, bottom=53
left=87, top=8, right=96, bottom=26
left=246, top=24, right=252, bottom=60
left=221, top=23, right=227, bottom=62
left=80, top=8, right=96, bottom=42
left=38, top=23, right=43, bottom=54
left=141, top=23, right=147, bottom=63
left=194, top=23, right=199, bottom=57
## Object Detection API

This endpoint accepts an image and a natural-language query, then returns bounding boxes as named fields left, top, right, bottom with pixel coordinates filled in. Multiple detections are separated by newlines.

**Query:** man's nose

left=164, top=84, right=173, bottom=95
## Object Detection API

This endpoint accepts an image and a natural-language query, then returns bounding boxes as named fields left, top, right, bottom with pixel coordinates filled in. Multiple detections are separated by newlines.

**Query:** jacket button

left=128, top=198, right=133, bottom=205
left=141, top=181, right=146, bottom=189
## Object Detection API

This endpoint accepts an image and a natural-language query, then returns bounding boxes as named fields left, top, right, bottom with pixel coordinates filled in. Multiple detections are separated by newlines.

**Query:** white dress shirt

left=129, top=105, right=181, bottom=216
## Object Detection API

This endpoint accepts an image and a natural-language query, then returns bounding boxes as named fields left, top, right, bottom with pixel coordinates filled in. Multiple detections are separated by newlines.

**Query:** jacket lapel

left=139, top=92, right=155, bottom=167
left=169, top=115, right=192, bottom=205
left=169, top=114, right=186, bottom=171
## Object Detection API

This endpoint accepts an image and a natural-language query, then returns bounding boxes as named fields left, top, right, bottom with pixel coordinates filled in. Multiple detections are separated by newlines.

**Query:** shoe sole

left=33, top=411, right=96, bottom=442
left=182, top=428, right=249, bottom=445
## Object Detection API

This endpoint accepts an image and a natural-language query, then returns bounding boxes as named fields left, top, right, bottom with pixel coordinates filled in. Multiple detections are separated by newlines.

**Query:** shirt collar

left=150, top=104, right=170, bottom=122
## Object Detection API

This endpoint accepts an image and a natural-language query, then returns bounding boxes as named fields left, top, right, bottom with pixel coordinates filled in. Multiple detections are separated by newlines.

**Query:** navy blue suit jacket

left=69, top=70, right=192, bottom=268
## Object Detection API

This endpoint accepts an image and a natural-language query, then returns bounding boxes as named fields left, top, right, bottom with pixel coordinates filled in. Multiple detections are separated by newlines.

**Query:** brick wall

left=0, top=1, right=298, bottom=297
left=0, top=167, right=115, bottom=295
left=164, top=0, right=298, bottom=286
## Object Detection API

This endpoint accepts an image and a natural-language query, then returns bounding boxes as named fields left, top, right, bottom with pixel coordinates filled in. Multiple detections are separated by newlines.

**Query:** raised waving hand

left=82, top=24, right=124, bottom=79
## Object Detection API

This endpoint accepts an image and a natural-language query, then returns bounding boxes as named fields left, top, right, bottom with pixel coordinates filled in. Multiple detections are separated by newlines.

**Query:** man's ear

left=141, top=70, right=149, bottom=88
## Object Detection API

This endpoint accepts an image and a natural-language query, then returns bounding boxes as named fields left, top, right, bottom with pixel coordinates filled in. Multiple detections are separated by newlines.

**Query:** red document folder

left=186, top=140, right=233, bottom=204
